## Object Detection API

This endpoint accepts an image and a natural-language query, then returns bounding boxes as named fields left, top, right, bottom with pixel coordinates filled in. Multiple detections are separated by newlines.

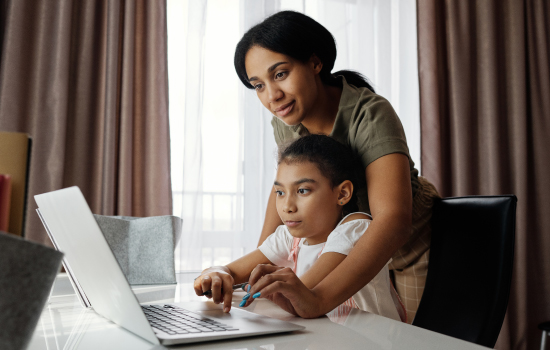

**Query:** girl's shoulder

left=338, top=212, right=372, bottom=226
left=324, top=212, right=372, bottom=252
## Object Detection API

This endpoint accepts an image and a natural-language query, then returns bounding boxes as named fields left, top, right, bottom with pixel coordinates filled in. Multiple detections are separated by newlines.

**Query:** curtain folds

left=0, top=0, right=172, bottom=245
left=417, top=0, right=550, bottom=348
left=177, top=0, right=208, bottom=271
left=172, top=0, right=280, bottom=271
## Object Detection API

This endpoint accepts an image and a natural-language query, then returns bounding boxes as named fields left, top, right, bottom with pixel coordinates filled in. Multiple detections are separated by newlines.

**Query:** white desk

left=29, top=273, right=489, bottom=350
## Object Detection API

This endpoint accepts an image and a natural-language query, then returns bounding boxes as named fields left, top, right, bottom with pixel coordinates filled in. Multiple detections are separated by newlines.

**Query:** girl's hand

left=193, top=267, right=234, bottom=312
left=240, top=264, right=323, bottom=318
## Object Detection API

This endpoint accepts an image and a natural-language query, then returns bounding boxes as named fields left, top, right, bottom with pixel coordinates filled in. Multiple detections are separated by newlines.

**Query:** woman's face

left=244, top=46, right=322, bottom=126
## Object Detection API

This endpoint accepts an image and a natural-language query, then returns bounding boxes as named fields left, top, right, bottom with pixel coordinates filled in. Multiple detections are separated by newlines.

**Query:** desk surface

left=29, top=273, right=489, bottom=350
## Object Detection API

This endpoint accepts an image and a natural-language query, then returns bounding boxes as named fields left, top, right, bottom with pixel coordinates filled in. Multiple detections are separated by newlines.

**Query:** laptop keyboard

left=142, top=305, right=239, bottom=335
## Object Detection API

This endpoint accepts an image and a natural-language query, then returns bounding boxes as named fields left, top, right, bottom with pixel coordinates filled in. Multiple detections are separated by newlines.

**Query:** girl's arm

left=245, top=153, right=412, bottom=317
left=257, top=187, right=283, bottom=246
left=193, top=249, right=271, bottom=312
left=226, top=250, right=272, bottom=283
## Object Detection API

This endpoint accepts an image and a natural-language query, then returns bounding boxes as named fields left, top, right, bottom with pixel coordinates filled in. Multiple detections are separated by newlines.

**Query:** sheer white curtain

left=167, top=0, right=419, bottom=272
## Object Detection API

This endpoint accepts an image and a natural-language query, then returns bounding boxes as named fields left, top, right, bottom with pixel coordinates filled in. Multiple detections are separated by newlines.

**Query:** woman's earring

left=340, top=201, right=343, bottom=205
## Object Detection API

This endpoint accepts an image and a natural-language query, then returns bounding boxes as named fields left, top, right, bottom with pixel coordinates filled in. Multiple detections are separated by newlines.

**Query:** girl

left=233, top=10, right=440, bottom=322
left=194, top=135, right=404, bottom=321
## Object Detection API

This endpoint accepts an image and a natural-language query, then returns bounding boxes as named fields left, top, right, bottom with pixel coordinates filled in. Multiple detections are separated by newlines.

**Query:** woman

left=233, top=10, right=439, bottom=322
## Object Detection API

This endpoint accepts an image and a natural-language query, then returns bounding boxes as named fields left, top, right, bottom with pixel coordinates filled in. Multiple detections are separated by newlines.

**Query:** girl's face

left=244, top=46, right=322, bottom=127
left=274, top=160, right=349, bottom=245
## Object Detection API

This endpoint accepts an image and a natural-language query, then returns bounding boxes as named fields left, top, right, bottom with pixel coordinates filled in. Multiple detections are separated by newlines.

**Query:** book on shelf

left=0, top=132, right=32, bottom=236
left=0, top=174, right=12, bottom=232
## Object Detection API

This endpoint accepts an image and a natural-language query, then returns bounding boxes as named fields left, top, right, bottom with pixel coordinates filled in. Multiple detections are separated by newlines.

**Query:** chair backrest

left=412, top=195, right=517, bottom=348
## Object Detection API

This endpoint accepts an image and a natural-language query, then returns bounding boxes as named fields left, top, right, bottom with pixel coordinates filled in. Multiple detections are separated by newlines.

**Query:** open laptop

left=35, top=186, right=304, bottom=346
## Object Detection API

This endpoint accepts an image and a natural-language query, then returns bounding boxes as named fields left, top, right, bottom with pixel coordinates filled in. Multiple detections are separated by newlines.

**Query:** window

left=167, top=0, right=420, bottom=272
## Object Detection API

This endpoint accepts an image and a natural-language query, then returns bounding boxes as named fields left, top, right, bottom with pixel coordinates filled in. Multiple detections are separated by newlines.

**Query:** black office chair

left=539, top=322, right=550, bottom=350
left=413, top=195, right=517, bottom=348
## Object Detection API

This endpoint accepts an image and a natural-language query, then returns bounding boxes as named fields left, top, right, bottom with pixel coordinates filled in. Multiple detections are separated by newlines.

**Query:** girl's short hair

left=278, top=134, right=359, bottom=214
left=234, top=10, right=375, bottom=93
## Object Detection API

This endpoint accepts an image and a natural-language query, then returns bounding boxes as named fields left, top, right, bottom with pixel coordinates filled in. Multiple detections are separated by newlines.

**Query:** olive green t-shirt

left=271, top=76, right=420, bottom=214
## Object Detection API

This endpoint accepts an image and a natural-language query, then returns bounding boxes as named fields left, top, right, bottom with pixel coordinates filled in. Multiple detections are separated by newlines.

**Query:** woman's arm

left=257, top=187, right=283, bottom=246
left=299, top=213, right=371, bottom=288
left=309, top=153, right=411, bottom=306
left=245, top=153, right=412, bottom=317
left=300, top=253, right=346, bottom=288
left=242, top=215, right=371, bottom=309
left=240, top=252, right=347, bottom=312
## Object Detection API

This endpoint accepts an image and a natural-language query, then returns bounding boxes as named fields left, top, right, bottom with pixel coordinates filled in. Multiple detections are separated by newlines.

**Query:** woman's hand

left=240, top=264, right=324, bottom=318
left=193, top=267, right=234, bottom=312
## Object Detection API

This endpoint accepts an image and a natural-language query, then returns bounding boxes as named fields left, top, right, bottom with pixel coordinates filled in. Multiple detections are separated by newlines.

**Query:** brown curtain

left=417, top=0, right=550, bottom=349
left=0, top=0, right=172, bottom=245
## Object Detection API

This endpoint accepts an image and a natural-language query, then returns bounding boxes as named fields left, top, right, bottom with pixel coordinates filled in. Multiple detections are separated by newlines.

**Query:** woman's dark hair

left=234, top=10, right=375, bottom=93
left=278, top=134, right=359, bottom=215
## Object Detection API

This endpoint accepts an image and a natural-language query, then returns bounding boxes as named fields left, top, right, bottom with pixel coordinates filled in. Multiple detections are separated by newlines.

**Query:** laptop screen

left=35, top=187, right=159, bottom=345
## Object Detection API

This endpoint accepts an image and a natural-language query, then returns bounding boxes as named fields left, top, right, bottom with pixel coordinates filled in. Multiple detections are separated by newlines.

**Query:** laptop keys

left=142, top=305, right=239, bottom=335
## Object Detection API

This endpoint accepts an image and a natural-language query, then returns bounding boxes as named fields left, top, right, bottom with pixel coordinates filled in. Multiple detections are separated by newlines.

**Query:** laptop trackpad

left=173, top=301, right=223, bottom=312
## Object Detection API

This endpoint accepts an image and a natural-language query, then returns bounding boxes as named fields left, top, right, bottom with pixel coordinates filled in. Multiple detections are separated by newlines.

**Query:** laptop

left=35, top=186, right=304, bottom=346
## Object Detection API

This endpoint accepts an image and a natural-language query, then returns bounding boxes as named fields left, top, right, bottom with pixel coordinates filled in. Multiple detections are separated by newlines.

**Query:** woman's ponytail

left=329, top=70, right=375, bottom=93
